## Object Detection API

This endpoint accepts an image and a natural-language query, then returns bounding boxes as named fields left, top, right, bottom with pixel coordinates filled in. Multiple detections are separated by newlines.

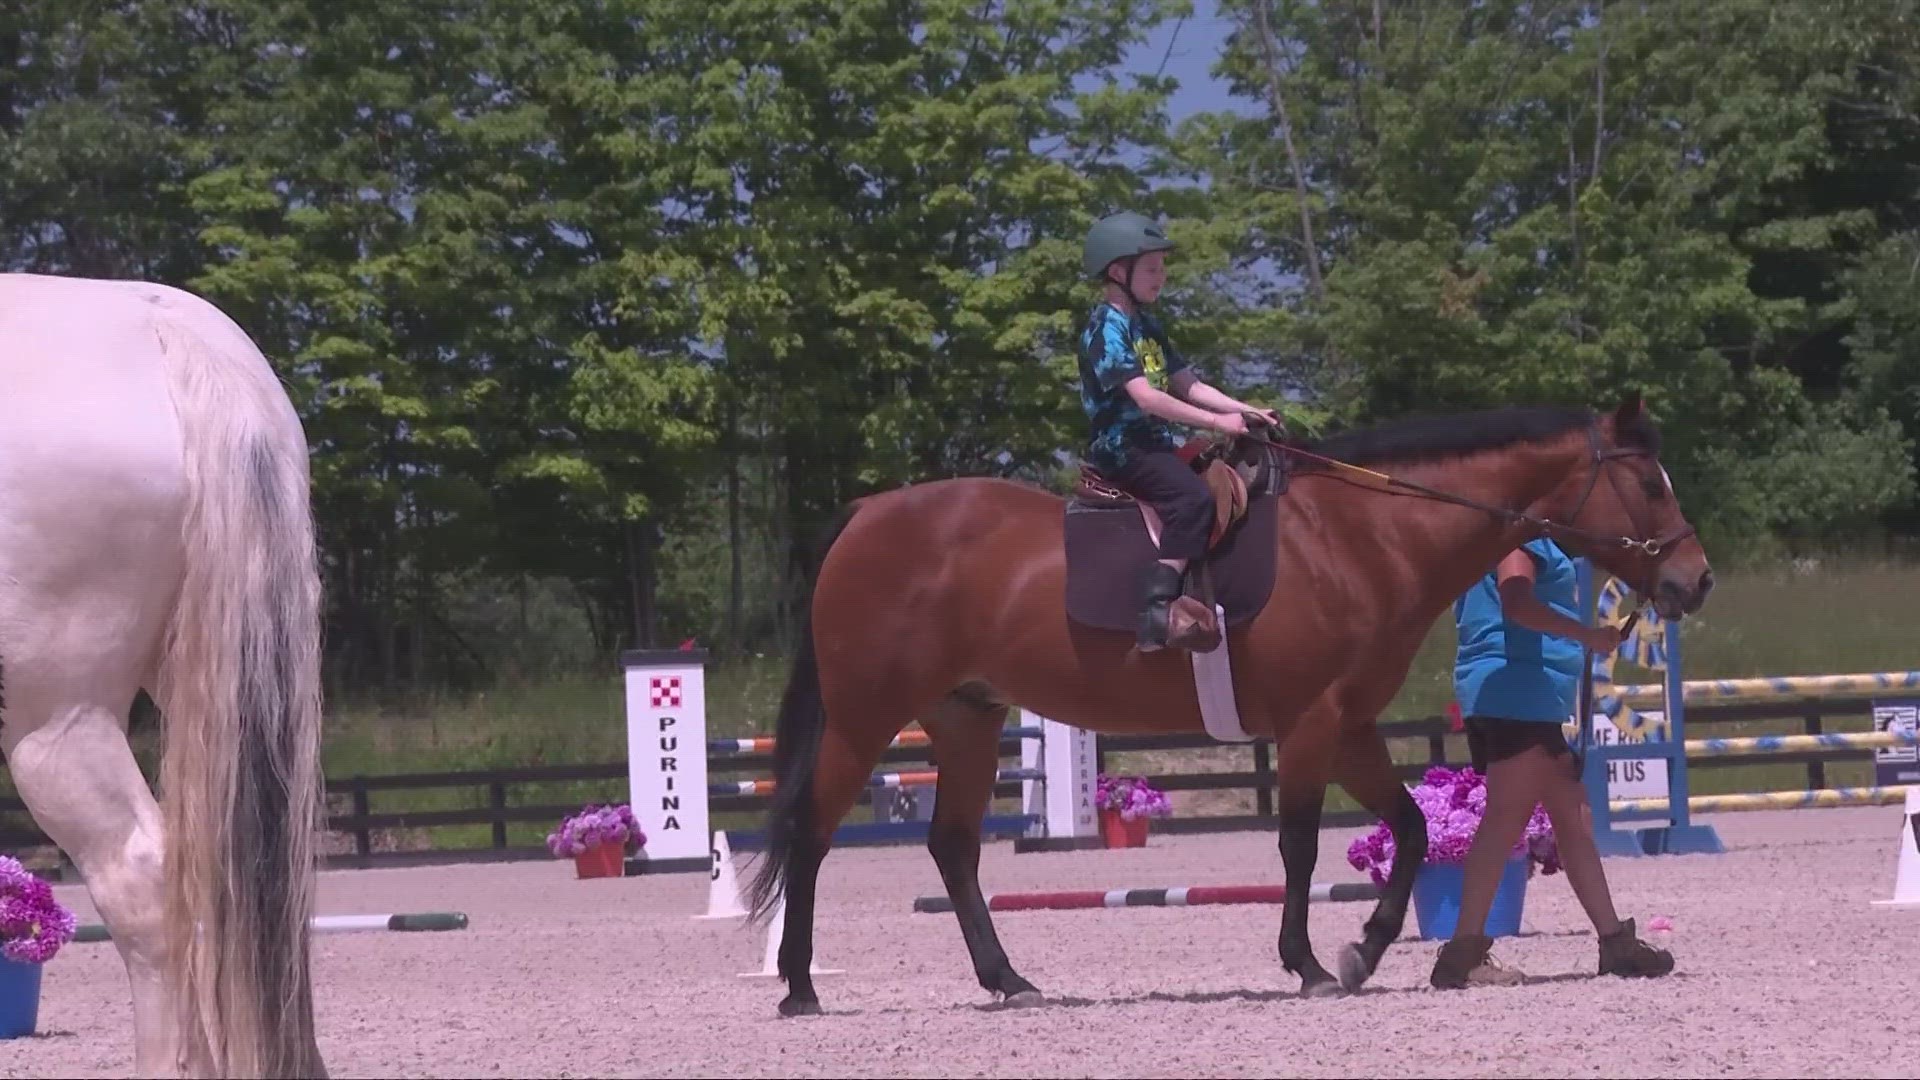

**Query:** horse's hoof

left=1001, top=989, right=1047, bottom=1009
left=1336, top=943, right=1373, bottom=992
left=1300, top=978, right=1345, bottom=1000
left=778, top=995, right=822, bottom=1018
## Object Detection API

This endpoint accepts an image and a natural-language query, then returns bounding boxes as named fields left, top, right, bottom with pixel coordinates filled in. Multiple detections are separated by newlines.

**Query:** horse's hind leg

left=921, top=692, right=1043, bottom=1007
left=1, top=672, right=182, bottom=1075
left=772, top=720, right=901, bottom=1018
left=1331, top=726, right=1427, bottom=992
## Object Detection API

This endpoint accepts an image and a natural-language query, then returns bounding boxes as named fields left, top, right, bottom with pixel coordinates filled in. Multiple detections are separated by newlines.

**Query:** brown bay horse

left=744, top=397, right=1713, bottom=1016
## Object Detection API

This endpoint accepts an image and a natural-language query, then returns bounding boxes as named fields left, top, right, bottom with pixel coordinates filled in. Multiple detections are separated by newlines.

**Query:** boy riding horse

left=1075, top=210, right=1284, bottom=651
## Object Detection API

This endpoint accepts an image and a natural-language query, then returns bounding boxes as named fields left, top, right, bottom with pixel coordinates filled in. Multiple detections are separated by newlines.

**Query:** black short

left=1464, top=715, right=1573, bottom=774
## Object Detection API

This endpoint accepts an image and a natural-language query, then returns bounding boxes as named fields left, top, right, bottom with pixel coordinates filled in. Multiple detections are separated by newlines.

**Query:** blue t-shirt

left=1075, top=302, right=1190, bottom=474
left=1453, top=538, right=1585, bottom=724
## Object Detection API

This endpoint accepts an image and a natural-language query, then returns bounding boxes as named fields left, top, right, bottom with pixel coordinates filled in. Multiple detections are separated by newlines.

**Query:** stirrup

left=1137, top=599, right=1171, bottom=652
left=1135, top=566, right=1218, bottom=653
left=1135, top=563, right=1185, bottom=652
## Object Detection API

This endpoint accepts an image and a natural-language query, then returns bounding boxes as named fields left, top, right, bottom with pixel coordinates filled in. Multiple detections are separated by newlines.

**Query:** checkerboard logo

left=650, top=676, right=682, bottom=708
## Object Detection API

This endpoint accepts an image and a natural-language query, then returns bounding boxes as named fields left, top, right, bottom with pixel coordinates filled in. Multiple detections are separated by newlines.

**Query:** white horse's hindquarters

left=0, top=273, right=191, bottom=715
left=0, top=273, right=192, bottom=1074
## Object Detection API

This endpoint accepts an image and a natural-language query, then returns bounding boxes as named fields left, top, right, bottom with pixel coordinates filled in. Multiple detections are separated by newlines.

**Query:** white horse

left=0, top=273, right=326, bottom=1077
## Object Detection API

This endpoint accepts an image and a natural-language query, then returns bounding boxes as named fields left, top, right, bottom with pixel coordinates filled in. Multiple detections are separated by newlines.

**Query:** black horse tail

left=743, top=498, right=865, bottom=927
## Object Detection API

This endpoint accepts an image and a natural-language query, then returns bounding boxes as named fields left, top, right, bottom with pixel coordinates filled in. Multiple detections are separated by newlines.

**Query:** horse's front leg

left=1333, top=728, right=1429, bottom=991
left=1272, top=718, right=1342, bottom=997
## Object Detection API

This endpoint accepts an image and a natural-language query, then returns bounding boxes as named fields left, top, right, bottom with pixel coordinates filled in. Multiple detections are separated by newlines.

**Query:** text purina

left=657, top=714, right=681, bottom=830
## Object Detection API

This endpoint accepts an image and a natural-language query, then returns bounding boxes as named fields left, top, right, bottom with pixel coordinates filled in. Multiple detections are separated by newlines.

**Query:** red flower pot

left=1099, top=808, right=1150, bottom=849
left=573, top=842, right=626, bottom=879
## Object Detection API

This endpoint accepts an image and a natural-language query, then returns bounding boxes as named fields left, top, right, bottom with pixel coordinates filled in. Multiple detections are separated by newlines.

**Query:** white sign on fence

left=1588, top=711, right=1669, bottom=800
left=625, top=650, right=710, bottom=866
left=1020, top=710, right=1098, bottom=846
left=1872, top=699, right=1920, bottom=787
left=1575, top=710, right=1673, bottom=828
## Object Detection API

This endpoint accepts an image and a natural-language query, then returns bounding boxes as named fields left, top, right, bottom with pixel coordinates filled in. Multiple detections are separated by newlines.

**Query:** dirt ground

left=3, top=805, right=1917, bottom=1079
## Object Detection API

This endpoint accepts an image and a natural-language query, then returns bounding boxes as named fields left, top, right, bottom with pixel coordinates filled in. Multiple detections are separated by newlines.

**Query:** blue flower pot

left=0, top=955, right=43, bottom=1039
left=1411, top=858, right=1529, bottom=941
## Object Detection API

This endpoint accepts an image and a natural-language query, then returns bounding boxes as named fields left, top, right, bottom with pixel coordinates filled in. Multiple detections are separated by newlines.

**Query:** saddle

left=1073, top=435, right=1281, bottom=551
left=1063, top=432, right=1292, bottom=651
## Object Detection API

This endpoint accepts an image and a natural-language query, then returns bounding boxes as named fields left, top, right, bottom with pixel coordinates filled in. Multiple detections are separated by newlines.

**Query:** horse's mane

left=1290, top=404, right=1660, bottom=470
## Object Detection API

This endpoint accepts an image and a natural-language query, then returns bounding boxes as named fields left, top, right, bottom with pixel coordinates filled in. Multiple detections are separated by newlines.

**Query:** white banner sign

left=625, top=652, right=710, bottom=865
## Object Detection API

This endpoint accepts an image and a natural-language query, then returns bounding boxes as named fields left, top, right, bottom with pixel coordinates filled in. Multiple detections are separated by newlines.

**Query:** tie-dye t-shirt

left=1075, top=302, right=1190, bottom=474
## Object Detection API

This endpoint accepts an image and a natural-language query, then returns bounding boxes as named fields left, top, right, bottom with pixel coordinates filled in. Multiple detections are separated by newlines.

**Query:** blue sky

left=1113, top=0, right=1260, bottom=124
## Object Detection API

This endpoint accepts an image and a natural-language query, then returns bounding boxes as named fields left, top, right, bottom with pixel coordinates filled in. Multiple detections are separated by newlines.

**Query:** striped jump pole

left=912, top=881, right=1381, bottom=914
left=710, top=726, right=1043, bottom=755
left=625, top=648, right=1096, bottom=875
left=1684, top=731, right=1920, bottom=759
left=1613, top=671, right=1920, bottom=707
left=714, top=767, right=1045, bottom=798
left=1610, top=784, right=1917, bottom=817
left=74, top=911, right=468, bottom=944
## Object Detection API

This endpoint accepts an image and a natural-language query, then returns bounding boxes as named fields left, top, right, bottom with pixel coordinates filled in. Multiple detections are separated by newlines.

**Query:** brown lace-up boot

left=1429, top=934, right=1527, bottom=990
left=1598, top=918, right=1675, bottom=978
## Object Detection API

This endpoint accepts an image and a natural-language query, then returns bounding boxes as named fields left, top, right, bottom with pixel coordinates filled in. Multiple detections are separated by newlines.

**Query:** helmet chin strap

left=1110, top=257, right=1148, bottom=309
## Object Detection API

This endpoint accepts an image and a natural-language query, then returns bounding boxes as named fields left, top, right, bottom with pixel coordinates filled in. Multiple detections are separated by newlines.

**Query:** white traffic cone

left=1872, top=785, right=1920, bottom=908
left=695, top=831, right=748, bottom=920
left=739, top=896, right=843, bottom=978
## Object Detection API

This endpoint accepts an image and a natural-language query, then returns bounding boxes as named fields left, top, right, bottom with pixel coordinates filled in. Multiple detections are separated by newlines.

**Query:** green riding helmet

left=1082, top=210, right=1175, bottom=279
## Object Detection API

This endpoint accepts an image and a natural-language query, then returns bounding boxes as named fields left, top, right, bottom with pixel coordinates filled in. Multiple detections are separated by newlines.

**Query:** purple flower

left=550, top=803, right=646, bottom=860
left=1346, top=766, right=1560, bottom=884
left=0, top=856, right=76, bottom=964
left=1095, top=775, right=1174, bottom=821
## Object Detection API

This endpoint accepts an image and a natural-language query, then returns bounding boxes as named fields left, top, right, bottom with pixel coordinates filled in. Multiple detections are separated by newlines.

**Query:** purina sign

left=625, top=649, right=710, bottom=870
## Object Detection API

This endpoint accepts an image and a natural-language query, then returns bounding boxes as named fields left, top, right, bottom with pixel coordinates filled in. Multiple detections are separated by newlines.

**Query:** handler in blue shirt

left=1432, top=537, right=1676, bottom=989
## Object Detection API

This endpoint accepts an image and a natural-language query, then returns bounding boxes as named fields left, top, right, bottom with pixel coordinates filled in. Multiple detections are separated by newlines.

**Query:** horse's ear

left=1613, top=391, right=1646, bottom=421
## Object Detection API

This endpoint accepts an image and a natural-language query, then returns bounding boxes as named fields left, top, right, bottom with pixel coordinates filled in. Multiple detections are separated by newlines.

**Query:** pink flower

left=549, top=804, right=646, bottom=860
left=0, top=856, right=75, bottom=964
left=1346, top=767, right=1561, bottom=884
left=1095, top=776, right=1173, bottom=821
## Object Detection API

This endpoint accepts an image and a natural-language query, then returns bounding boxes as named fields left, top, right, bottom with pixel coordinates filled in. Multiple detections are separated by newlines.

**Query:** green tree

left=182, top=0, right=717, bottom=676
left=619, top=0, right=1189, bottom=639
left=0, top=1, right=212, bottom=280
left=1173, top=0, right=1919, bottom=547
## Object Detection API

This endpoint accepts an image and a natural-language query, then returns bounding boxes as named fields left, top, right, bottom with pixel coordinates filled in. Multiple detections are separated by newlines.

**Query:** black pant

left=1110, top=449, right=1214, bottom=561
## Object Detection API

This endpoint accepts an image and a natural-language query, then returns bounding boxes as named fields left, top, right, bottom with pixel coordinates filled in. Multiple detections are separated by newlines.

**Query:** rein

left=1234, top=413, right=1677, bottom=779
left=1237, top=416, right=1695, bottom=560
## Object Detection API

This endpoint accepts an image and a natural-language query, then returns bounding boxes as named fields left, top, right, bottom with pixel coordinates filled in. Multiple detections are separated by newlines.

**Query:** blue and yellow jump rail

left=1573, top=561, right=1725, bottom=857
left=1572, top=561, right=1920, bottom=857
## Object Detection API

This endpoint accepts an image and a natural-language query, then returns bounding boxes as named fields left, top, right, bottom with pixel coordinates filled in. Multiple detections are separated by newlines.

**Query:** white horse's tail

left=150, top=294, right=326, bottom=1078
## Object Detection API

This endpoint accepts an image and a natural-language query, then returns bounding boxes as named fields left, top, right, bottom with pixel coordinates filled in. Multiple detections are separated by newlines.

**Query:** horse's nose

left=1665, top=566, right=1714, bottom=615
left=1683, top=568, right=1714, bottom=614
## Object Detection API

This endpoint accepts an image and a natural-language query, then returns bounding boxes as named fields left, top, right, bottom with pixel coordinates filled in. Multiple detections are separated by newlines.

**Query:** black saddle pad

left=1062, top=492, right=1281, bottom=634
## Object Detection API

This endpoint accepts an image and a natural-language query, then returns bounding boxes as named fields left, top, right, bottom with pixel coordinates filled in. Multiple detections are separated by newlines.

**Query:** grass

left=4, top=560, right=1916, bottom=860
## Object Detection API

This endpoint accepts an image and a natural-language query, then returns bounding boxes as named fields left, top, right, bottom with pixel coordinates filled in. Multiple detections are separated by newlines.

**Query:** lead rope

left=1570, top=603, right=1646, bottom=780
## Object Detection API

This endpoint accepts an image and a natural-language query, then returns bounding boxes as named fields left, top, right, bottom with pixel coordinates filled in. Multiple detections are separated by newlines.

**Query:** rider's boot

left=1136, top=562, right=1218, bottom=653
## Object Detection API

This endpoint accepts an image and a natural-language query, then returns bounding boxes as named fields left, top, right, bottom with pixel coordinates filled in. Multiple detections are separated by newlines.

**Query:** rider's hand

left=1215, top=412, right=1250, bottom=437
left=1248, top=407, right=1285, bottom=432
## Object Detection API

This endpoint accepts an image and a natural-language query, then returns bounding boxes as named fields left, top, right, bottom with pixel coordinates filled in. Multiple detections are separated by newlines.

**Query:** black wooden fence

left=0, top=696, right=1891, bottom=874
